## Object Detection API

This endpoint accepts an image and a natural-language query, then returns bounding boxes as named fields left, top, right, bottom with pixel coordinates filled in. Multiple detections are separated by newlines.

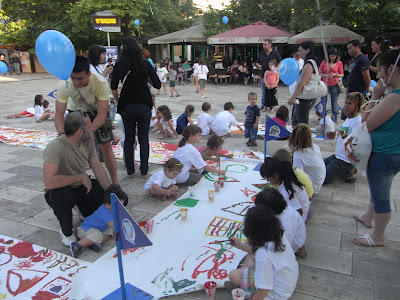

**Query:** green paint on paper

left=225, top=164, right=248, bottom=173
left=204, top=172, right=220, bottom=182
left=161, top=210, right=180, bottom=221
left=171, top=278, right=196, bottom=292
left=174, top=198, right=199, bottom=208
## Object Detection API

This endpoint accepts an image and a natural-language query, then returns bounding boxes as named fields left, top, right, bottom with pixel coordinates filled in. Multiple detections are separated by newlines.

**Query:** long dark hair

left=255, top=187, right=288, bottom=215
left=119, top=36, right=145, bottom=75
left=88, top=44, right=106, bottom=66
left=260, top=157, right=303, bottom=199
left=299, top=40, right=315, bottom=61
left=34, top=95, right=43, bottom=106
left=243, top=206, right=285, bottom=253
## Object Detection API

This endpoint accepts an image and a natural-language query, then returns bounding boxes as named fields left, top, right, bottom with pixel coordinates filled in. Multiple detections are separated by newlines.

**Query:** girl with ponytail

left=260, top=157, right=310, bottom=221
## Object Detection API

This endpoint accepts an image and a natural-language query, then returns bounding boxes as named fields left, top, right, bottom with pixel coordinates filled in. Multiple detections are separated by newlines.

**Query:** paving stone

left=357, top=223, right=400, bottom=243
left=22, top=208, right=80, bottom=232
left=342, top=232, right=400, bottom=262
left=298, top=244, right=353, bottom=275
left=0, top=185, right=42, bottom=202
left=0, top=153, right=18, bottom=161
left=306, top=210, right=356, bottom=234
left=290, top=292, right=326, bottom=300
left=0, top=174, right=45, bottom=192
left=0, top=145, right=20, bottom=154
left=4, top=164, right=43, bottom=176
left=0, top=198, right=43, bottom=222
left=24, top=227, right=68, bottom=253
left=311, top=200, right=365, bottom=218
left=332, top=190, right=368, bottom=206
left=0, top=161, right=15, bottom=171
left=132, top=196, right=175, bottom=215
left=375, top=282, right=400, bottom=300
left=164, top=288, right=231, bottom=300
left=24, top=192, right=48, bottom=208
left=296, top=265, right=374, bottom=300
left=20, top=157, right=45, bottom=167
left=0, top=171, right=18, bottom=182
left=311, top=187, right=333, bottom=202
left=306, top=226, right=342, bottom=250
left=0, top=217, right=40, bottom=240
left=353, top=254, right=400, bottom=286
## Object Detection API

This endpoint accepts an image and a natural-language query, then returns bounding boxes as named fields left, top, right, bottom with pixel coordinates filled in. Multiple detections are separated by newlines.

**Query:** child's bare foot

left=157, top=194, right=167, bottom=201
left=171, top=192, right=179, bottom=199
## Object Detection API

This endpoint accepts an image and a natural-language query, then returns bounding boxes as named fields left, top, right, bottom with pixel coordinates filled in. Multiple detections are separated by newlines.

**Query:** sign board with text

left=92, top=11, right=121, bottom=33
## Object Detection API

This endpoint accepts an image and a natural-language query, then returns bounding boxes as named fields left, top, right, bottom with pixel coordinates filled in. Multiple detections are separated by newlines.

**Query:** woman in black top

left=111, top=37, right=161, bottom=178
left=288, top=40, right=318, bottom=126
left=369, top=36, right=386, bottom=81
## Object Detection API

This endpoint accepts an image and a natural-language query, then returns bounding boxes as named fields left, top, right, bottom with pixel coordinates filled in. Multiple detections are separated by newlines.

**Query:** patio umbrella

left=148, top=23, right=207, bottom=45
left=288, top=24, right=364, bottom=44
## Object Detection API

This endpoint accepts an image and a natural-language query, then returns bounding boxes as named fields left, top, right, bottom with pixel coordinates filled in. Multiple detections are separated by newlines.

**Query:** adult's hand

left=288, top=96, right=296, bottom=105
left=372, top=78, right=386, bottom=99
left=81, top=174, right=92, bottom=193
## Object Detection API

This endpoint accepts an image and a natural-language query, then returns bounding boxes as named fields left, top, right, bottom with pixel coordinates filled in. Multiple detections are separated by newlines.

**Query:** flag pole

left=111, top=193, right=127, bottom=300
left=264, top=114, right=267, bottom=160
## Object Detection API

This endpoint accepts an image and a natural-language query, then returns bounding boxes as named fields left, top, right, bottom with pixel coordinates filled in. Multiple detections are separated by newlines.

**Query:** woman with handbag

left=288, top=41, right=326, bottom=126
left=319, top=49, right=344, bottom=123
left=353, top=50, right=400, bottom=247
left=111, top=37, right=161, bottom=178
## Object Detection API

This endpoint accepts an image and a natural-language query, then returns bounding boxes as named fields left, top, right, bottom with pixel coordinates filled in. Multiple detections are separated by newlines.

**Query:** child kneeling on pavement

left=70, top=184, right=128, bottom=258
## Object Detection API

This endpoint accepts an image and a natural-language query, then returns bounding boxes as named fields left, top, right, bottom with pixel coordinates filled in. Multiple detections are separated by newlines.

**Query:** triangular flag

left=314, top=99, right=326, bottom=117
left=102, top=282, right=153, bottom=300
left=265, top=115, right=291, bottom=141
left=48, top=89, right=57, bottom=98
left=112, top=194, right=152, bottom=250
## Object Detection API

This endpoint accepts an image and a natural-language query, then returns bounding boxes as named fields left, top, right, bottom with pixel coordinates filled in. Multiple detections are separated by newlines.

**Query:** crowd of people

left=5, top=34, right=394, bottom=298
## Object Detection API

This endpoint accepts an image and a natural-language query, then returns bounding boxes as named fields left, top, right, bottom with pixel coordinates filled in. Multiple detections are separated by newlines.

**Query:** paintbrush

left=209, top=239, right=232, bottom=244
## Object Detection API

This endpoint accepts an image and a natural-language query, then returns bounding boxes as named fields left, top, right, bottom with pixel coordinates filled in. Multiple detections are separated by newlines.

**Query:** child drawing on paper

left=226, top=206, right=299, bottom=299
left=172, top=125, right=226, bottom=184
left=144, top=158, right=183, bottom=201
left=260, top=157, right=310, bottom=222
left=176, top=104, right=194, bottom=134
left=199, top=134, right=233, bottom=162
left=255, top=188, right=307, bottom=257
left=69, top=184, right=128, bottom=258
left=156, top=105, right=179, bottom=139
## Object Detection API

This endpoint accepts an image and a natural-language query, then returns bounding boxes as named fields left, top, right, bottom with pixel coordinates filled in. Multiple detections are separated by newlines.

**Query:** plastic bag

left=343, top=122, right=372, bottom=170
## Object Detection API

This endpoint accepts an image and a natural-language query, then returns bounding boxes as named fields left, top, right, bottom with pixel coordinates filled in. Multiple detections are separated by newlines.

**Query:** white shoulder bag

left=297, top=59, right=328, bottom=99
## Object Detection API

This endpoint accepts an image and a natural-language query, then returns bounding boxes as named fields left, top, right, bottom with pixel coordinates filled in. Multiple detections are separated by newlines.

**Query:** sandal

left=112, top=139, right=120, bottom=145
left=344, top=169, right=357, bottom=183
left=352, top=234, right=384, bottom=247
left=353, top=213, right=373, bottom=228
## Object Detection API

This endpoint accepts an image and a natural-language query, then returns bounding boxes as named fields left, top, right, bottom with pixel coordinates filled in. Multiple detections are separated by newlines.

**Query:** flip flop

left=112, top=139, right=120, bottom=145
left=353, top=213, right=373, bottom=228
left=352, top=234, right=384, bottom=247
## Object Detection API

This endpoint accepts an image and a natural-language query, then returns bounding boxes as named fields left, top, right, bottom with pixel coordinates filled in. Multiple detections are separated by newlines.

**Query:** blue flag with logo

left=111, top=194, right=152, bottom=250
left=48, top=89, right=57, bottom=98
left=265, top=115, right=291, bottom=141
left=314, top=99, right=326, bottom=117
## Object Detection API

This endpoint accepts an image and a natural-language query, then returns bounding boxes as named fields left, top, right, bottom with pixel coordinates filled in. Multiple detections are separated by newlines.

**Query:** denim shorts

left=244, top=127, right=258, bottom=141
left=367, top=152, right=400, bottom=213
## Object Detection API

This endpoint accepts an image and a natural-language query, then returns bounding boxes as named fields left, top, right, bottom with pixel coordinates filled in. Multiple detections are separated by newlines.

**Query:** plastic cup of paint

left=214, top=181, right=220, bottom=192
left=138, top=221, right=147, bottom=232
left=219, top=176, right=225, bottom=188
left=231, top=288, right=246, bottom=300
left=188, top=186, right=195, bottom=197
left=146, top=219, right=154, bottom=233
left=204, top=281, right=217, bottom=299
left=180, top=208, right=188, bottom=220
left=208, top=190, right=215, bottom=201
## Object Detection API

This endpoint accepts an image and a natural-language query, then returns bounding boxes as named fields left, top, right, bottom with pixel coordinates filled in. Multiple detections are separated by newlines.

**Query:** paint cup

left=138, top=221, right=147, bottom=232
left=231, top=288, right=246, bottom=300
left=208, top=190, right=215, bottom=201
left=204, top=281, right=217, bottom=300
left=146, top=219, right=154, bottom=233
left=219, top=176, right=225, bottom=188
left=214, top=181, right=220, bottom=192
left=180, top=208, right=188, bottom=220
left=188, top=186, right=195, bottom=197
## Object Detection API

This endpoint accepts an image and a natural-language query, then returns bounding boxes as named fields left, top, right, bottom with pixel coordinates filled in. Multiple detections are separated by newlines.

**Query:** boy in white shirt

left=316, top=110, right=335, bottom=138
left=156, top=62, right=168, bottom=95
left=197, top=102, right=214, bottom=135
left=212, top=102, right=243, bottom=137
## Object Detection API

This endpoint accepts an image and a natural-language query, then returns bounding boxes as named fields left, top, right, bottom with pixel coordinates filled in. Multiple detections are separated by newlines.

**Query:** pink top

left=197, top=146, right=209, bottom=154
left=319, top=60, right=343, bottom=86
left=265, top=70, right=279, bottom=87
left=272, top=116, right=286, bottom=127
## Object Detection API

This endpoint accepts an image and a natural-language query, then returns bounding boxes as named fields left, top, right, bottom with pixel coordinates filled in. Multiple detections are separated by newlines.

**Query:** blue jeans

left=367, top=152, right=400, bottom=213
left=260, top=77, right=265, bottom=107
left=324, top=155, right=355, bottom=184
left=321, top=85, right=340, bottom=123
left=292, top=99, right=316, bottom=126
left=121, top=103, right=151, bottom=176
left=244, top=127, right=258, bottom=141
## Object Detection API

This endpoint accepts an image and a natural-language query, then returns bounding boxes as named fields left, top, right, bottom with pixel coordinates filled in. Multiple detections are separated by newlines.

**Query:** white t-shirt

left=160, top=115, right=176, bottom=134
left=194, top=65, right=209, bottom=80
left=335, top=116, right=362, bottom=163
left=34, top=105, right=44, bottom=120
left=319, top=116, right=335, bottom=134
left=157, top=67, right=168, bottom=83
left=172, top=144, right=207, bottom=183
left=192, top=63, right=199, bottom=76
left=144, top=169, right=176, bottom=192
left=277, top=206, right=306, bottom=252
left=197, top=112, right=213, bottom=135
left=212, top=111, right=238, bottom=136
left=254, top=236, right=299, bottom=300
left=26, top=107, right=36, bottom=115
left=89, top=64, right=108, bottom=80
left=278, top=183, right=310, bottom=222
left=289, top=58, right=305, bottom=95
left=293, top=144, right=326, bottom=194
left=149, top=108, right=157, bottom=128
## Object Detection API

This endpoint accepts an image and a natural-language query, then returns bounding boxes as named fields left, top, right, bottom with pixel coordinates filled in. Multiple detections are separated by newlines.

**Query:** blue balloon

left=278, top=58, right=300, bottom=86
left=35, top=30, right=75, bottom=80
left=222, top=16, right=229, bottom=24
left=370, top=80, right=377, bottom=88
left=0, top=61, right=7, bottom=74
left=135, top=19, right=140, bottom=26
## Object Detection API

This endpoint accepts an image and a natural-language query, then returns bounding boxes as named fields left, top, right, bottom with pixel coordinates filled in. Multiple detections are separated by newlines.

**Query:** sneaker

left=170, top=95, right=174, bottom=97
left=128, top=172, right=135, bottom=178
left=175, top=94, right=180, bottom=97
left=88, top=243, right=102, bottom=252
left=201, top=96, right=204, bottom=99
left=70, top=241, right=82, bottom=258
left=203, top=95, right=207, bottom=98
left=141, top=173, right=149, bottom=179
left=36, top=119, right=42, bottom=123
left=196, top=89, right=200, bottom=93
left=59, top=229, right=77, bottom=247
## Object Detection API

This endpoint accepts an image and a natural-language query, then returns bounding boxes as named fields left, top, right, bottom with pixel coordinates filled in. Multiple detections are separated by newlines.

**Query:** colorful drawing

left=174, top=198, right=199, bottom=208
left=225, top=176, right=241, bottom=183
left=181, top=245, right=235, bottom=280
left=33, top=276, right=71, bottom=299
left=221, top=202, right=253, bottom=216
left=205, top=217, right=244, bottom=240
left=252, top=183, right=274, bottom=191
left=6, top=269, right=49, bottom=296
left=160, top=211, right=181, bottom=222
left=240, top=187, right=258, bottom=198
left=225, top=164, right=248, bottom=173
